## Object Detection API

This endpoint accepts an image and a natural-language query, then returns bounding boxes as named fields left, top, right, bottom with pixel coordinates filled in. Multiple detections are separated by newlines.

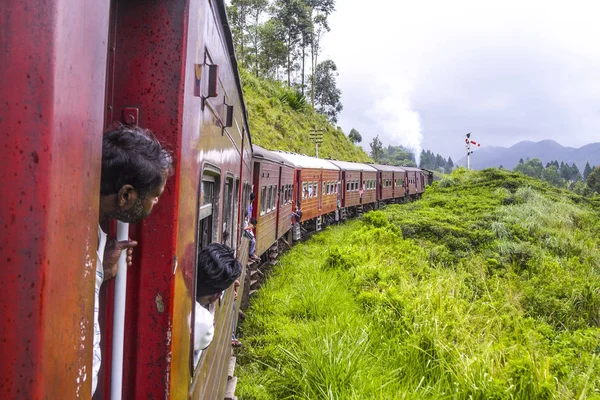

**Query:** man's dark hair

left=249, top=218, right=257, bottom=225
left=196, top=243, right=242, bottom=299
left=249, top=192, right=255, bottom=201
left=100, top=124, right=173, bottom=197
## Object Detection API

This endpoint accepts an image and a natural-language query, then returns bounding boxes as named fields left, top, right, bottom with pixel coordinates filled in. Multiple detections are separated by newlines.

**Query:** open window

left=260, top=186, right=267, bottom=215
left=222, top=176, right=234, bottom=248
left=192, top=166, right=221, bottom=373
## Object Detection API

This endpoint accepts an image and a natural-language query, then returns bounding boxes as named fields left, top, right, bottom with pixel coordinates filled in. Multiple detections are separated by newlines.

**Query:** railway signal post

left=310, top=128, right=324, bottom=158
left=464, top=133, right=480, bottom=169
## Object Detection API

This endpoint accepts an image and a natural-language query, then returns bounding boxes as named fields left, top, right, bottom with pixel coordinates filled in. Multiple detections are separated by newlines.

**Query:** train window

left=232, top=178, right=239, bottom=251
left=267, top=186, right=273, bottom=211
left=346, top=182, right=350, bottom=192
left=223, top=177, right=234, bottom=248
left=199, top=171, right=220, bottom=249
left=271, top=185, right=277, bottom=211
left=302, top=182, right=307, bottom=199
left=260, top=186, right=267, bottom=215
left=308, top=182, right=313, bottom=198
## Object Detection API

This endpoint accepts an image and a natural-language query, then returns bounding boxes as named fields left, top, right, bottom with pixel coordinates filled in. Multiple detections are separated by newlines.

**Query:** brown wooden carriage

left=252, top=145, right=296, bottom=257
left=274, top=153, right=341, bottom=223
left=329, top=160, right=379, bottom=208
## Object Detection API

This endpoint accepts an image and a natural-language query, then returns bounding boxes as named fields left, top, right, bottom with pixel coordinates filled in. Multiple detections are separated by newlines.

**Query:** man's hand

left=103, top=239, right=138, bottom=281
left=233, top=279, right=240, bottom=301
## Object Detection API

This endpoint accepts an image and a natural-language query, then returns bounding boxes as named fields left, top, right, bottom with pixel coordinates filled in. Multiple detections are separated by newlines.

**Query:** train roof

left=328, top=160, right=378, bottom=172
left=401, top=166, right=423, bottom=172
left=273, top=152, right=340, bottom=170
left=369, top=163, right=406, bottom=172
left=252, top=145, right=295, bottom=167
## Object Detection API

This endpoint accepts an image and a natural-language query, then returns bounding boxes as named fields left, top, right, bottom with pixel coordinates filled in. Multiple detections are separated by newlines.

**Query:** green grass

left=240, top=69, right=371, bottom=162
left=236, top=168, right=600, bottom=399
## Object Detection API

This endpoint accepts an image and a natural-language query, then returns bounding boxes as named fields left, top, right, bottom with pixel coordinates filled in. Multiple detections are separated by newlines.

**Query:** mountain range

left=456, top=140, right=600, bottom=172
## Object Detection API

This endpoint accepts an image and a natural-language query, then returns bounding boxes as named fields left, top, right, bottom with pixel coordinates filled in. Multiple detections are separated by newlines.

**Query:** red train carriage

left=1, top=1, right=110, bottom=398
left=402, top=166, right=425, bottom=198
left=329, top=161, right=379, bottom=211
left=370, top=164, right=412, bottom=203
left=274, top=152, right=341, bottom=226
left=2, top=0, right=252, bottom=399
left=251, top=145, right=295, bottom=257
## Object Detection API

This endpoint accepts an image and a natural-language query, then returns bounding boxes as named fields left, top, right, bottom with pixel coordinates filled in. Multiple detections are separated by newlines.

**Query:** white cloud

left=321, top=0, right=600, bottom=159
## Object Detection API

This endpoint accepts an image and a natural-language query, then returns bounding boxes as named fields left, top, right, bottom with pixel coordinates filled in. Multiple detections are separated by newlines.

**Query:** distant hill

left=457, top=140, right=600, bottom=171
left=240, top=69, right=371, bottom=163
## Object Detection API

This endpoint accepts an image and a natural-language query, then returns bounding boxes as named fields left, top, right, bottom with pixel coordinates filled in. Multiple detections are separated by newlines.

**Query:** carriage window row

left=361, top=180, right=375, bottom=191
left=281, top=184, right=293, bottom=206
left=324, top=181, right=339, bottom=195
left=260, top=184, right=280, bottom=215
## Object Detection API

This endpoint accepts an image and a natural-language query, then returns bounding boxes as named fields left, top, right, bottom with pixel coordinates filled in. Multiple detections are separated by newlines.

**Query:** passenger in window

left=291, top=203, right=302, bottom=225
left=243, top=212, right=260, bottom=261
left=194, top=243, right=242, bottom=365
left=94, top=124, right=173, bottom=396
left=248, top=192, right=255, bottom=217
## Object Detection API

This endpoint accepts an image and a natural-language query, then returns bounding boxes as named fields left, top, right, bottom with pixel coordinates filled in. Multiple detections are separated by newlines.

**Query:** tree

left=273, top=0, right=311, bottom=86
left=312, top=59, right=342, bottom=122
left=583, top=162, right=593, bottom=180
left=256, top=19, right=287, bottom=78
left=542, top=165, right=562, bottom=186
left=348, top=128, right=362, bottom=144
left=587, top=166, right=600, bottom=194
left=370, top=135, right=383, bottom=162
left=445, top=157, right=454, bottom=174
left=306, top=0, right=335, bottom=106
left=514, top=157, right=543, bottom=179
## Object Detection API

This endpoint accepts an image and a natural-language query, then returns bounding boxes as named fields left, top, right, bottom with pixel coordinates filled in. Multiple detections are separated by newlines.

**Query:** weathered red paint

left=0, top=0, right=110, bottom=398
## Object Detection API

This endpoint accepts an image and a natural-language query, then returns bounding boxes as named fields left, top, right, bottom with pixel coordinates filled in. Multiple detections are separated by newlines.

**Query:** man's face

left=110, top=177, right=167, bottom=224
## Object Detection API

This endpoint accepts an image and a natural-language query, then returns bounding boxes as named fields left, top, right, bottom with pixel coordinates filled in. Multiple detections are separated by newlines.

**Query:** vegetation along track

left=235, top=167, right=600, bottom=400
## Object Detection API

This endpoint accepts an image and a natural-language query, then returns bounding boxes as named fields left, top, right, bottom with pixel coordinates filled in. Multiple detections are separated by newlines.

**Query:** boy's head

left=196, top=243, right=242, bottom=306
left=249, top=218, right=257, bottom=226
left=100, top=124, right=173, bottom=223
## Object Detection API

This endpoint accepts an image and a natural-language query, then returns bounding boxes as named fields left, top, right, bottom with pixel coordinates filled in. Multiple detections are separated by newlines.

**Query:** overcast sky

left=320, top=0, right=600, bottom=160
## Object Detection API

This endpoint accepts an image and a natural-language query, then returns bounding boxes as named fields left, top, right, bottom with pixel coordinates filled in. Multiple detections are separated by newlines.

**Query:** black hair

left=249, top=192, right=255, bottom=201
left=100, top=124, right=173, bottom=197
left=249, top=217, right=257, bottom=225
left=196, top=243, right=242, bottom=299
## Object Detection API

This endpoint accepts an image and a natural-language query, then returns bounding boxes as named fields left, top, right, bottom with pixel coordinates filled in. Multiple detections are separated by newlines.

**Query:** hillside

left=240, top=69, right=371, bottom=162
left=457, top=140, right=600, bottom=171
left=237, top=168, right=600, bottom=399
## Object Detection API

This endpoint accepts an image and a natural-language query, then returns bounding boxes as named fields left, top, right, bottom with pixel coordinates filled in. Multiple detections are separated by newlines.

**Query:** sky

left=320, top=0, right=600, bottom=161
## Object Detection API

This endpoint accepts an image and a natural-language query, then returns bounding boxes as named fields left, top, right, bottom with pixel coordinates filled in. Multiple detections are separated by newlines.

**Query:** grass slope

left=241, top=69, right=371, bottom=162
left=236, top=168, right=600, bottom=399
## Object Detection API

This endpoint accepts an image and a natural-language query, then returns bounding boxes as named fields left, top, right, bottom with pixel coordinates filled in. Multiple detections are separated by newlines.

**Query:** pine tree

left=369, top=135, right=383, bottom=162
left=583, top=162, right=593, bottom=180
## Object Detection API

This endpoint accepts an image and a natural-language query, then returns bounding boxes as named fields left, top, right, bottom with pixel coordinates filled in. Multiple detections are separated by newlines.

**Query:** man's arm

left=103, top=239, right=138, bottom=281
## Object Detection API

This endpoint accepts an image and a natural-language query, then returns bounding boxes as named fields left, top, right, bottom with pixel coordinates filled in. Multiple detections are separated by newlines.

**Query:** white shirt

left=92, top=225, right=107, bottom=395
left=193, top=302, right=215, bottom=366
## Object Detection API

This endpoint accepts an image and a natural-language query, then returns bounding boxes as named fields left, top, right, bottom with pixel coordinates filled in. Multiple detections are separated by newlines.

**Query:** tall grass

left=236, top=169, right=600, bottom=399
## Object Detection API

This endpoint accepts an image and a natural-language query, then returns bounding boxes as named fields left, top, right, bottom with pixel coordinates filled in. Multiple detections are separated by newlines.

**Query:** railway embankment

left=235, top=167, right=600, bottom=399
left=239, top=68, right=370, bottom=163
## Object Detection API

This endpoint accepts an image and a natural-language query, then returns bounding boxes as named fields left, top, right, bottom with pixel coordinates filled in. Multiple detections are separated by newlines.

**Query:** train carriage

left=403, top=166, right=425, bottom=198
left=251, top=145, right=295, bottom=257
left=370, top=164, right=411, bottom=203
left=1, top=0, right=253, bottom=399
left=329, top=161, right=378, bottom=208
left=274, top=152, right=341, bottom=223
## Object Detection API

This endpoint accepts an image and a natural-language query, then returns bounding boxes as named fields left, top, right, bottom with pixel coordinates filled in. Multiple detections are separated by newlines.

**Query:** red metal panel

left=0, top=0, right=110, bottom=398
left=98, top=1, right=188, bottom=398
